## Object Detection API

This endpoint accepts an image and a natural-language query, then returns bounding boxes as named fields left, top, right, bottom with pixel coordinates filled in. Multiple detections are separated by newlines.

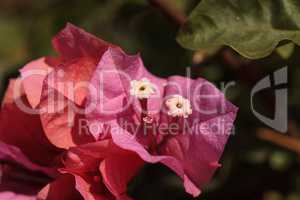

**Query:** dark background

left=0, top=0, right=300, bottom=200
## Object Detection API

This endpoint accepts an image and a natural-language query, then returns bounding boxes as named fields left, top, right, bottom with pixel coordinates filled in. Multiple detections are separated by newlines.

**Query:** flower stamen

left=176, top=103, right=183, bottom=108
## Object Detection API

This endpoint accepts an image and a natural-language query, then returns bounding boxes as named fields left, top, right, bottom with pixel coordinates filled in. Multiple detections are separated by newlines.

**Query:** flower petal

left=0, top=192, right=35, bottom=200
left=159, top=77, right=238, bottom=194
left=19, top=57, right=53, bottom=108
left=86, top=47, right=166, bottom=139
left=0, top=142, right=56, bottom=176
left=38, top=87, right=94, bottom=149
left=109, top=123, right=201, bottom=197
left=38, top=83, right=76, bottom=148
left=99, top=154, right=143, bottom=198
left=45, top=57, right=97, bottom=106
left=0, top=79, right=61, bottom=165
left=73, top=174, right=112, bottom=200
left=37, top=174, right=81, bottom=200
left=52, top=23, right=112, bottom=63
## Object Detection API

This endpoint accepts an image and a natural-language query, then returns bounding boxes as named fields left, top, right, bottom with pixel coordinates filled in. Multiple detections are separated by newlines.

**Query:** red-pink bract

left=0, top=24, right=143, bottom=200
left=0, top=23, right=238, bottom=199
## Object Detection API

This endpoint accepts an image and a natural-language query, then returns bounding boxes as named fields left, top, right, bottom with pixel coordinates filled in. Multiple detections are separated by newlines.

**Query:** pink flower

left=86, top=47, right=238, bottom=197
left=38, top=140, right=142, bottom=200
left=0, top=24, right=143, bottom=200
left=0, top=23, right=238, bottom=199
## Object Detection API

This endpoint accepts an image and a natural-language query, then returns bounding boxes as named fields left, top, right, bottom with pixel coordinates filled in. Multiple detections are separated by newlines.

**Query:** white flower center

left=130, top=78, right=155, bottom=99
left=165, top=95, right=192, bottom=118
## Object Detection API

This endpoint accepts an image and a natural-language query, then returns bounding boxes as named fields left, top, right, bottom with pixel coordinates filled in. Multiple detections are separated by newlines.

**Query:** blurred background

left=1, top=0, right=300, bottom=200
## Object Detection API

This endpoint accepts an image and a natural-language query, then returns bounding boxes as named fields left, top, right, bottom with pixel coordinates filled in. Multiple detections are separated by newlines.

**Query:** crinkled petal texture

left=0, top=24, right=143, bottom=200
left=159, top=76, right=238, bottom=193
left=86, top=47, right=166, bottom=140
left=32, top=137, right=143, bottom=200
left=0, top=78, right=60, bottom=198
left=59, top=140, right=144, bottom=200
left=87, top=47, right=238, bottom=197
left=0, top=78, right=61, bottom=166
left=52, top=23, right=113, bottom=63
left=108, top=125, right=202, bottom=196
left=38, top=23, right=114, bottom=149
left=19, top=57, right=53, bottom=108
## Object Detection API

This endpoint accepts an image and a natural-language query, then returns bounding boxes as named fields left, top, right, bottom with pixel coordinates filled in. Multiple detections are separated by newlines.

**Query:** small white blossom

left=130, top=78, right=155, bottom=99
left=165, top=95, right=192, bottom=118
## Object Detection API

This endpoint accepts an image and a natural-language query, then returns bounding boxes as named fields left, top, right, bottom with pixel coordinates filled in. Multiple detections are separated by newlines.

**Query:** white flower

left=165, top=95, right=192, bottom=118
left=130, top=78, right=156, bottom=99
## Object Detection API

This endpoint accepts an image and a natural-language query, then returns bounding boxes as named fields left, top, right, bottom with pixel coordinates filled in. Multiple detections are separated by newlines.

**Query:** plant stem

left=148, top=0, right=186, bottom=26
left=257, top=128, right=300, bottom=155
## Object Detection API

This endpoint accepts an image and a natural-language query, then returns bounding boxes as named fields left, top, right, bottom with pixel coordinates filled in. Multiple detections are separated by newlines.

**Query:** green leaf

left=276, top=42, right=295, bottom=59
left=177, top=0, right=300, bottom=59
